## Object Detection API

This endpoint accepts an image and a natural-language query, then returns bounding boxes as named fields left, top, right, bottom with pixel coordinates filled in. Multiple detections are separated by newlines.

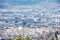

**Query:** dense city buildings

left=0, top=0, right=60, bottom=40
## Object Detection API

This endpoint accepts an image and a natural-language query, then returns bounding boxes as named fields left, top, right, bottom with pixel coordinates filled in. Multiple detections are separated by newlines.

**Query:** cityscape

left=0, top=0, right=60, bottom=40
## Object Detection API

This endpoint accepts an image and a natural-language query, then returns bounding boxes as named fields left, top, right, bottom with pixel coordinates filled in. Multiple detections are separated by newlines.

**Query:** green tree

left=25, top=35, right=31, bottom=40
left=7, top=38, right=13, bottom=40
left=16, top=35, right=23, bottom=40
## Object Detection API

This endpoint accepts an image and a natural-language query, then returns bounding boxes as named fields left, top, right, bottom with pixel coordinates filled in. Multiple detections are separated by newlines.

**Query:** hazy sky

left=0, top=0, right=60, bottom=5
left=0, top=0, right=60, bottom=8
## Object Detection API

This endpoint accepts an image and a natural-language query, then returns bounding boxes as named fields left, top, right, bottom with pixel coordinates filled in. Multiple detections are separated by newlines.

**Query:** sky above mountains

left=0, top=0, right=60, bottom=6
left=0, top=0, right=60, bottom=8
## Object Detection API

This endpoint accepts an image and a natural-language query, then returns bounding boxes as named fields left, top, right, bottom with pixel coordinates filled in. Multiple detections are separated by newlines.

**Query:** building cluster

left=0, top=3, right=60, bottom=27
left=0, top=27, right=60, bottom=40
left=0, top=2, right=60, bottom=40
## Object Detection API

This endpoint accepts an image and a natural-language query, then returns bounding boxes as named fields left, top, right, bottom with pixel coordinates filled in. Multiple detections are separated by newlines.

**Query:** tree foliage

left=25, top=36, right=31, bottom=40
left=16, top=35, right=23, bottom=40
